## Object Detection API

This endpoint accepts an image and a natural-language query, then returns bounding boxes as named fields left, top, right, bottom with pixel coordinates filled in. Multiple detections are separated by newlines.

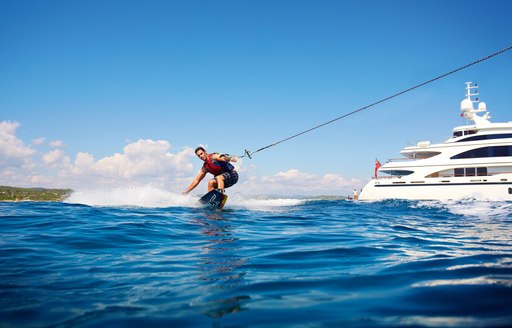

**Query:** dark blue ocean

left=1, top=194, right=512, bottom=327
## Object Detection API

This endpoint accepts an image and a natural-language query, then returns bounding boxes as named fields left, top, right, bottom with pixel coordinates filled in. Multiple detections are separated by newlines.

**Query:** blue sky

left=1, top=0, right=511, bottom=196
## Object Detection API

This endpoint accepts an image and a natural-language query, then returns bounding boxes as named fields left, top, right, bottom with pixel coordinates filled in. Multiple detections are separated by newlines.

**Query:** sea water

left=1, top=189, right=511, bottom=327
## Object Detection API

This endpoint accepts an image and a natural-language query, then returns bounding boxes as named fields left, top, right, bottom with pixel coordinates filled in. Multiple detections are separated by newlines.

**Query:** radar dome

left=460, top=98, right=473, bottom=112
left=478, top=101, right=487, bottom=111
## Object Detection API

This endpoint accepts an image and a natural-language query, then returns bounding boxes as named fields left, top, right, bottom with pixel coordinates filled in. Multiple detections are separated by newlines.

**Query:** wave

left=228, top=194, right=305, bottom=211
left=64, top=186, right=305, bottom=210
left=65, top=186, right=193, bottom=208
left=415, top=199, right=512, bottom=219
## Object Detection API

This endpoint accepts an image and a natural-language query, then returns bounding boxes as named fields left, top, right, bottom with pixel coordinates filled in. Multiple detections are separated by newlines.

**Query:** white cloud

left=72, top=152, right=95, bottom=175
left=0, top=121, right=35, bottom=168
left=42, top=149, right=71, bottom=168
left=49, top=140, right=65, bottom=148
left=30, top=175, right=52, bottom=184
left=241, top=169, right=362, bottom=196
left=32, top=137, right=46, bottom=145
left=35, top=140, right=195, bottom=190
left=92, top=139, right=194, bottom=179
left=0, top=121, right=362, bottom=195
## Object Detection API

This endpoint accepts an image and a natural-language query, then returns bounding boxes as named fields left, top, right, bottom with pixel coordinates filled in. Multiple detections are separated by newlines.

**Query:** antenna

left=465, top=82, right=480, bottom=104
left=461, top=82, right=490, bottom=123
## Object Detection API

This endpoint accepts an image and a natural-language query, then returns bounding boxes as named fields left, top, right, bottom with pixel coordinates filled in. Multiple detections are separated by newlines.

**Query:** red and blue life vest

left=203, top=153, right=234, bottom=176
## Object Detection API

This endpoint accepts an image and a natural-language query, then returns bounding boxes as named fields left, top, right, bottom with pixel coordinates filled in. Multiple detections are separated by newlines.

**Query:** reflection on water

left=191, top=212, right=250, bottom=320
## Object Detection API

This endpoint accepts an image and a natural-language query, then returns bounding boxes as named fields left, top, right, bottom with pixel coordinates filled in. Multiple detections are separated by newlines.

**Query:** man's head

left=195, top=146, right=207, bottom=161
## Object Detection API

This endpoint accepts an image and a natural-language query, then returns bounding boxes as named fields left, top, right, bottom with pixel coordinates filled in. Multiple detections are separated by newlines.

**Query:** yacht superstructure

left=359, top=82, right=512, bottom=200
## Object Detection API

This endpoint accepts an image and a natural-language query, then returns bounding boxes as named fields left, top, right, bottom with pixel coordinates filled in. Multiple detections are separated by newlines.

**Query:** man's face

left=196, top=149, right=207, bottom=161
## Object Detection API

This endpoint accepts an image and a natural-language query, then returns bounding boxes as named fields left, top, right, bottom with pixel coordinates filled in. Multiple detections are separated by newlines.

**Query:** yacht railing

left=373, top=171, right=512, bottom=180
left=386, top=158, right=416, bottom=163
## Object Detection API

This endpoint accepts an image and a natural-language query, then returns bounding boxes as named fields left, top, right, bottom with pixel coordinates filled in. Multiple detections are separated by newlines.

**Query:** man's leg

left=215, top=175, right=225, bottom=190
left=208, top=179, right=218, bottom=192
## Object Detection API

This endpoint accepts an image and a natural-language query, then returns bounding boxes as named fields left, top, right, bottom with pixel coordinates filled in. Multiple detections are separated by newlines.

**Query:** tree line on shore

left=0, top=186, right=72, bottom=202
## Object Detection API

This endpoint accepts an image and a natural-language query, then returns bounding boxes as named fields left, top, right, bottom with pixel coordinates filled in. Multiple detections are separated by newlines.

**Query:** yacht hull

left=360, top=175, right=512, bottom=201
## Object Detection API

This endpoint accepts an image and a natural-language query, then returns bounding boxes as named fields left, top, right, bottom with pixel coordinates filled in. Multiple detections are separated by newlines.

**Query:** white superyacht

left=359, top=82, right=512, bottom=201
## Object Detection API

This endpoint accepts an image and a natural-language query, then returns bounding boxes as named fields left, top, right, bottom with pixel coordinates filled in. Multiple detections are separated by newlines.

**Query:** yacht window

left=457, top=133, right=512, bottom=142
left=451, top=146, right=512, bottom=159
left=454, top=168, right=464, bottom=177
left=402, top=151, right=441, bottom=159
left=453, top=129, right=477, bottom=138
left=466, top=168, right=476, bottom=176
left=495, top=146, right=509, bottom=157
left=453, top=167, right=488, bottom=177
left=381, top=170, right=414, bottom=176
left=477, top=167, right=487, bottom=176
left=411, top=151, right=441, bottom=159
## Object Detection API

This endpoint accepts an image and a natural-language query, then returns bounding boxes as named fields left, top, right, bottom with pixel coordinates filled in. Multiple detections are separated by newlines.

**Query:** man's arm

left=214, top=153, right=238, bottom=163
left=182, top=169, right=207, bottom=194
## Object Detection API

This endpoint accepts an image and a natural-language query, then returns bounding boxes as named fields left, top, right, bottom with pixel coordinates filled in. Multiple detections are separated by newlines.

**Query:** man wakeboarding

left=182, top=146, right=239, bottom=195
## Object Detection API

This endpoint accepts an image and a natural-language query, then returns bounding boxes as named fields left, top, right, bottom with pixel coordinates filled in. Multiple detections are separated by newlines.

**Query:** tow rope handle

left=244, top=149, right=252, bottom=159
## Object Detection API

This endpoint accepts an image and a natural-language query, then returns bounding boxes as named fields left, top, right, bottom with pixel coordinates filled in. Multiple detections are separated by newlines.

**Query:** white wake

left=65, top=186, right=305, bottom=210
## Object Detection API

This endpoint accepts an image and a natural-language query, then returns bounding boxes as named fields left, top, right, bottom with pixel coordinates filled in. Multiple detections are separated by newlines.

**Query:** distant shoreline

left=0, top=186, right=73, bottom=202
left=0, top=186, right=352, bottom=203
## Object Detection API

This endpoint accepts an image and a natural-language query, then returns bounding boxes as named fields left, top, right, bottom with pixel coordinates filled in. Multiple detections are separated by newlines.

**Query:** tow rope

left=237, top=45, right=512, bottom=159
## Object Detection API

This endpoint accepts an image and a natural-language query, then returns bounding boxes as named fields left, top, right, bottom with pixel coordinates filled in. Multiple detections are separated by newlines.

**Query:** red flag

left=374, top=159, right=381, bottom=178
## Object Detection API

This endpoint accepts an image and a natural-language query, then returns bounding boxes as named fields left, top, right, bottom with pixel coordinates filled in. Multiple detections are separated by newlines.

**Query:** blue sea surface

left=1, top=195, right=511, bottom=327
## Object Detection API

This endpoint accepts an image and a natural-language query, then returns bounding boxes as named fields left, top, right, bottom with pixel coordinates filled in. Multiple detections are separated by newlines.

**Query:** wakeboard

left=199, top=190, right=228, bottom=210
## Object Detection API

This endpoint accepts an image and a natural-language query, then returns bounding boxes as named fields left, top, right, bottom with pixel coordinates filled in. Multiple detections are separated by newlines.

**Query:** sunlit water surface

left=1, top=190, right=511, bottom=327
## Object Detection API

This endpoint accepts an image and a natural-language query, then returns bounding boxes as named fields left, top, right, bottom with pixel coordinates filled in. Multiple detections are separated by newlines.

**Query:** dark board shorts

left=214, top=170, right=239, bottom=188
